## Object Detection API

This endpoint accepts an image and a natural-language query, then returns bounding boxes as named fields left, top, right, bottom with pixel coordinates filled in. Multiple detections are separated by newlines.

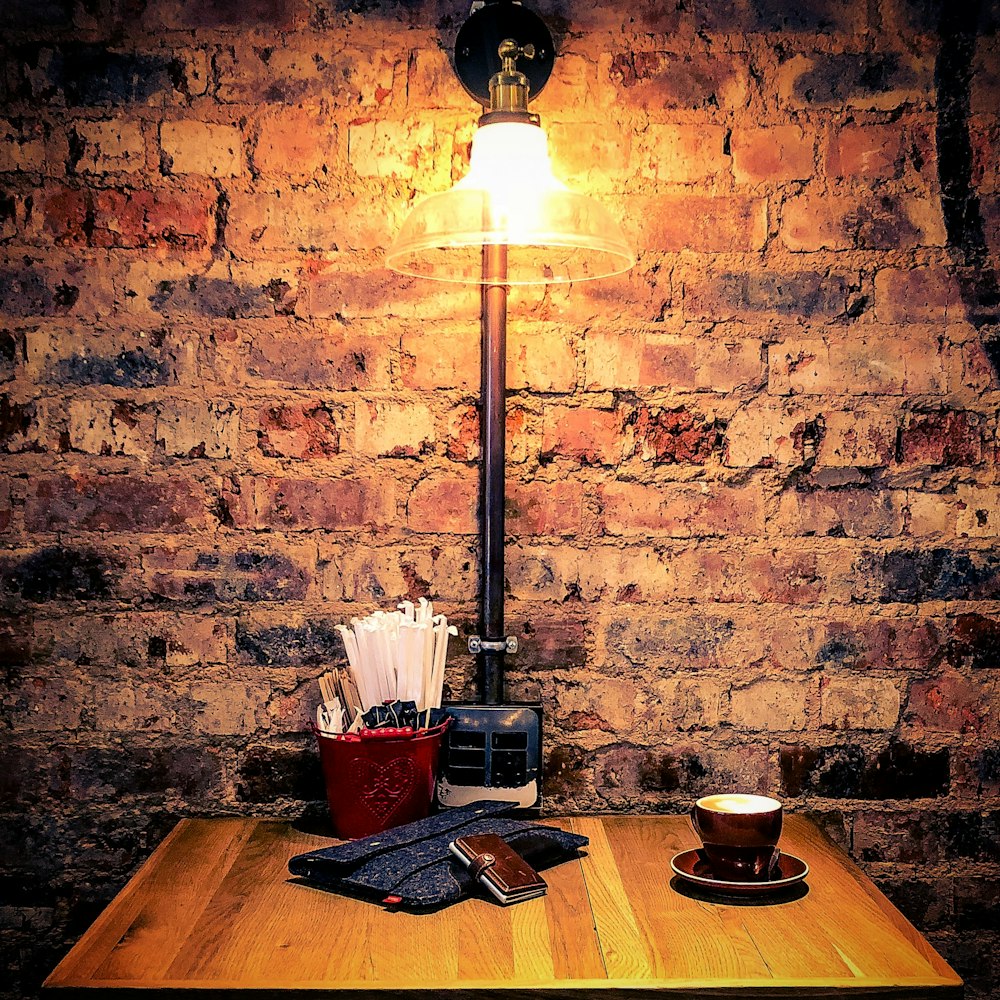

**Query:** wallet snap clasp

left=468, top=852, right=497, bottom=880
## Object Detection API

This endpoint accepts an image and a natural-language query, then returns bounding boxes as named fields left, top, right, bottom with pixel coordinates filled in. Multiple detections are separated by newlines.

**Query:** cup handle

left=757, top=846, right=781, bottom=879
left=690, top=805, right=701, bottom=839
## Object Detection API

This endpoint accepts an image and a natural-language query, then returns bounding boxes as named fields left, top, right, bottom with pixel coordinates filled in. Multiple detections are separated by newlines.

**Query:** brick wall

left=2, top=0, right=999, bottom=995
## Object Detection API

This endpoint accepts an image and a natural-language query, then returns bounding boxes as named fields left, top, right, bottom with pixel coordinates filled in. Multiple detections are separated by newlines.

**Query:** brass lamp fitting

left=479, top=39, right=540, bottom=127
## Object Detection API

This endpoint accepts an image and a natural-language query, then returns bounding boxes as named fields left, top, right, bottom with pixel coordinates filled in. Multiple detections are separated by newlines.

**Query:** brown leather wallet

left=449, top=833, right=547, bottom=904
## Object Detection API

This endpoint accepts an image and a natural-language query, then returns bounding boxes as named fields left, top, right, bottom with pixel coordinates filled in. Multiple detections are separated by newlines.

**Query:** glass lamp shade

left=385, top=121, right=635, bottom=284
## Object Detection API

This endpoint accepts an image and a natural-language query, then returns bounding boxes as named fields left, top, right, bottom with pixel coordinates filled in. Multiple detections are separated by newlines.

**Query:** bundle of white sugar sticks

left=316, top=598, right=457, bottom=734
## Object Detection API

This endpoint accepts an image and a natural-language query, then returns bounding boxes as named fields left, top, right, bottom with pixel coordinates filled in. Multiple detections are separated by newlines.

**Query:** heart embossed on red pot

left=351, top=756, right=417, bottom=820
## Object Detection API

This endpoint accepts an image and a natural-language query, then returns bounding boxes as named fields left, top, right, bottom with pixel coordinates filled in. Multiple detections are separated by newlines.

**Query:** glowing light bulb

left=385, top=121, right=634, bottom=285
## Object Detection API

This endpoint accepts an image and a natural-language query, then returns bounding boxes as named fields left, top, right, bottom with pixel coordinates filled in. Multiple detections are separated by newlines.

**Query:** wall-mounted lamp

left=386, top=0, right=635, bottom=788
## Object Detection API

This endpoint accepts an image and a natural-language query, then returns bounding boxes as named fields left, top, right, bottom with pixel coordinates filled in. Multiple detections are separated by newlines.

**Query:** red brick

left=818, top=409, right=897, bottom=468
left=627, top=194, right=767, bottom=252
left=407, top=47, right=478, bottom=112
left=155, top=401, right=239, bottom=458
left=96, top=188, right=215, bottom=249
left=507, top=481, right=584, bottom=537
left=247, top=328, right=391, bottom=390
left=634, top=124, right=728, bottom=183
left=875, top=268, right=964, bottom=323
left=507, top=326, right=577, bottom=393
left=348, top=119, right=449, bottom=189
left=141, top=0, right=298, bottom=31
left=959, top=339, right=999, bottom=396
left=948, top=613, right=1000, bottom=670
left=41, top=185, right=215, bottom=250
left=595, top=743, right=771, bottom=805
left=583, top=328, right=642, bottom=389
left=899, top=410, right=985, bottom=466
left=4, top=677, right=92, bottom=731
left=558, top=0, right=683, bottom=32
left=301, top=267, right=473, bottom=324
left=552, top=673, right=640, bottom=733
left=776, top=488, right=905, bottom=539
left=0, top=476, right=11, bottom=532
left=548, top=121, right=635, bottom=194
left=684, top=269, right=851, bottom=322
left=726, top=677, right=812, bottom=730
left=634, top=406, right=723, bottom=465
left=406, top=475, right=476, bottom=534
left=40, top=187, right=88, bottom=246
left=0, top=394, right=41, bottom=452
left=36, top=611, right=230, bottom=668
left=506, top=540, right=855, bottom=606
left=971, top=40, right=1000, bottom=115
left=906, top=672, right=998, bottom=735
left=330, top=543, right=477, bottom=604
left=214, top=42, right=399, bottom=107
left=254, top=106, right=339, bottom=178
left=585, top=329, right=762, bottom=392
left=443, top=406, right=530, bottom=465
left=122, top=259, right=300, bottom=320
left=144, top=539, right=315, bottom=604
left=701, top=0, right=866, bottom=32
left=811, top=618, right=945, bottom=671
left=852, top=811, right=946, bottom=864
left=731, top=125, right=815, bottom=185
left=599, top=481, right=765, bottom=537
left=535, top=261, right=669, bottom=327
left=400, top=326, right=478, bottom=391
left=907, top=486, right=1000, bottom=539
left=769, top=333, right=946, bottom=395
left=61, top=398, right=153, bottom=456
left=230, top=476, right=395, bottom=531
left=230, top=187, right=412, bottom=256
left=601, top=608, right=829, bottom=672
left=25, top=474, right=213, bottom=532
left=970, top=116, right=1000, bottom=194
left=607, top=50, right=749, bottom=111
left=71, top=119, right=145, bottom=174
left=725, top=403, right=897, bottom=468
left=641, top=335, right=764, bottom=392
left=0, top=117, right=48, bottom=173
left=954, top=747, right=1000, bottom=798
left=445, top=405, right=479, bottom=462
left=354, top=398, right=435, bottom=458
left=777, top=51, right=933, bottom=111
left=400, top=323, right=575, bottom=393
left=161, top=120, right=242, bottom=176
left=870, top=619, right=944, bottom=671
left=981, top=191, right=1000, bottom=250
left=737, top=549, right=832, bottom=604
left=724, top=401, right=809, bottom=468
left=542, top=406, right=624, bottom=466
left=826, top=122, right=931, bottom=180
left=782, top=193, right=946, bottom=251
left=820, top=676, right=901, bottom=730
left=0, top=192, right=19, bottom=241
left=257, top=402, right=340, bottom=459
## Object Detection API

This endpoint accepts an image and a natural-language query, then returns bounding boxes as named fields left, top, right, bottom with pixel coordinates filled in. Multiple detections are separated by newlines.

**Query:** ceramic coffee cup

left=691, top=793, right=783, bottom=880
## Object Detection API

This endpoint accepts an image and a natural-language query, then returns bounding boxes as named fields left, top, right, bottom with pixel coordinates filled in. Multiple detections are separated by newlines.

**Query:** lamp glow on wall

left=386, top=0, right=635, bottom=709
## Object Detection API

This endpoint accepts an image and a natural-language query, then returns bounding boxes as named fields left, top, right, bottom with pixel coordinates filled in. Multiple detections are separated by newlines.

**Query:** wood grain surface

left=44, top=814, right=962, bottom=998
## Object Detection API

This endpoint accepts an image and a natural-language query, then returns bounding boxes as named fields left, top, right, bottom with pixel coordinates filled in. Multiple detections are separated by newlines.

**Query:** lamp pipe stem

left=479, top=241, right=508, bottom=705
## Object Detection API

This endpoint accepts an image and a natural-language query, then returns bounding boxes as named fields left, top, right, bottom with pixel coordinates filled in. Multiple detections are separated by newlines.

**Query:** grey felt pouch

left=287, top=799, right=587, bottom=910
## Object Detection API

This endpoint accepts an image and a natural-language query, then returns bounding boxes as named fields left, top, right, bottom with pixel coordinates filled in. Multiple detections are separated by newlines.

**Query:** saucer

left=670, top=848, right=809, bottom=896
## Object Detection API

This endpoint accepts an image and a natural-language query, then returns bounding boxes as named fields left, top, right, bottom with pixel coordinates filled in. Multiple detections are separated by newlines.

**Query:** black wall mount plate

left=454, top=1, right=555, bottom=106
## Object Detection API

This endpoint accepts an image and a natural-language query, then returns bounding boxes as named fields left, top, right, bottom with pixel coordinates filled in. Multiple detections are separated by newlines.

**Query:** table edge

left=41, top=815, right=964, bottom=997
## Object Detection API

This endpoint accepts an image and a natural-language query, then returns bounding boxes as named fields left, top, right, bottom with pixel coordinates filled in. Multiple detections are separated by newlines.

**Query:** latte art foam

left=698, top=794, right=781, bottom=814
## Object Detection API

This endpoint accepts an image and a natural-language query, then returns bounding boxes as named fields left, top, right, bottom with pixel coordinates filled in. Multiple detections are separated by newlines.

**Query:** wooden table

left=45, top=815, right=961, bottom=998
